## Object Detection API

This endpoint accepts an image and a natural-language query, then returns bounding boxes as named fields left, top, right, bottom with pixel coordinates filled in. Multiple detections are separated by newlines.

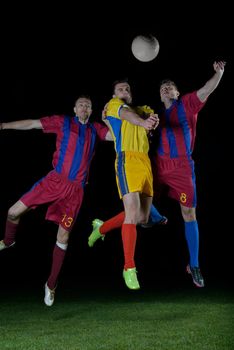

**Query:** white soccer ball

left=131, top=35, right=160, bottom=62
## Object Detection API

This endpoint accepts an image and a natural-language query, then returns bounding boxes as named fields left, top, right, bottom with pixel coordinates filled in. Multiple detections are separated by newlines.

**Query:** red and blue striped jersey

left=40, top=115, right=108, bottom=186
left=157, top=91, right=206, bottom=159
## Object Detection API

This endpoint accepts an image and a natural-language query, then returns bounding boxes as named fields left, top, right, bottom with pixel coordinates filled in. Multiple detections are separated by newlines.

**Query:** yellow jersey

left=105, top=98, right=154, bottom=154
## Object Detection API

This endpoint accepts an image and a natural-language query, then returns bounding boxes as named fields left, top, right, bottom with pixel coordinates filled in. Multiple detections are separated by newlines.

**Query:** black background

left=0, top=5, right=232, bottom=291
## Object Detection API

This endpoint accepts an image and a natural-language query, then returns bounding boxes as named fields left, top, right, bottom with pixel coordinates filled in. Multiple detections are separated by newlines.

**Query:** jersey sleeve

left=40, top=115, right=64, bottom=133
left=182, top=92, right=206, bottom=115
left=135, top=105, right=154, bottom=118
left=106, top=98, right=127, bottom=119
left=93, top=122, right=109, bottom=140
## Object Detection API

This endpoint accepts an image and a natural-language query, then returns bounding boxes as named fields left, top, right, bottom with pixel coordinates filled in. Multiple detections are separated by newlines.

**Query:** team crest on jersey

left=180, top=192, right=187, bottom=203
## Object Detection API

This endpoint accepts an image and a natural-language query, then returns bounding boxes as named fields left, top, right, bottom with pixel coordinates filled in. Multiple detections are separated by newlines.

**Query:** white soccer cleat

left=44, top=283, right=56, bottom=306
left=0, top=240, right=15, bottom=251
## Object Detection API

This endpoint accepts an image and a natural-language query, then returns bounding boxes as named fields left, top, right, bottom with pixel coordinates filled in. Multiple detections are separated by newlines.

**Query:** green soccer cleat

left=88, top=219, right=104, bottom=247
left=123, top=268, right=140, bottom=290
left=0, top=240, right=15, bottom=251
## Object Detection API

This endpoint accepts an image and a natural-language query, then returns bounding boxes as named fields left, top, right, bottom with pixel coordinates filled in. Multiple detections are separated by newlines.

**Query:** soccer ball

left=131, top=35, right=160, bottom=62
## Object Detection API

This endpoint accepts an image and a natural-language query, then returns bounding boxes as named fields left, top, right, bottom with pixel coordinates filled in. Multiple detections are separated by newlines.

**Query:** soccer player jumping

left=88, top=79, right=159, bottom=290
left=0, top=96, right=112, bottom=306
left=149, top=60, right=226, bottom=287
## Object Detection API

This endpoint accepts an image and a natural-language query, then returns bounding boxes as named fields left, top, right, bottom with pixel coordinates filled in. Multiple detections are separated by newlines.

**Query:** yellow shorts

left=115, top=151, right=153, bottom=199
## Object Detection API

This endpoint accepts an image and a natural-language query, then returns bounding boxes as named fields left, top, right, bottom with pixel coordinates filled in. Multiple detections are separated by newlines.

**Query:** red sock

left=100, top=211, right=125, bottom=235
left=121, top=223, right=137, bottom=270
left=47, top=243, right=67, bottom=290
left=3, top=221, right=18, bottom=246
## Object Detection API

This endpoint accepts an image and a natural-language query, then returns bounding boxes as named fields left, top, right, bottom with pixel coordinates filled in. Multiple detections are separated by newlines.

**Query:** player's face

left=160, top=83, right=179, bottom=102
left=113, top=83, right=132, bottom=104
left=74, top=98, right=92, bottom=123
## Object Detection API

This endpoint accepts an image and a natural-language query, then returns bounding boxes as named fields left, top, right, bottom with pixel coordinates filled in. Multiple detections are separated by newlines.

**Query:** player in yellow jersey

left=89, top=79, right=159, bottom=290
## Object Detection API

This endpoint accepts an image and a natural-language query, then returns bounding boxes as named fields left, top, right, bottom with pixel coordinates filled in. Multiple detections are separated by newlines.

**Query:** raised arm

left=0, top=119, right=42, bottom=130
left=197, top=61, right=226, bottom=102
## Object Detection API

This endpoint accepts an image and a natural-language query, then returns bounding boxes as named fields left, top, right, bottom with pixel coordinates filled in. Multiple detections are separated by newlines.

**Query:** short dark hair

left=159, top=79, right=178, bottom=90
left=75, top=95, right=92, bottom=104
left=112, top=78, right=129, bottom=94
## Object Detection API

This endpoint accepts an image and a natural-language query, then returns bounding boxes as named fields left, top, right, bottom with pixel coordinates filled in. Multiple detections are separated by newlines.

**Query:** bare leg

left=138, top=194, right=153, bottom=225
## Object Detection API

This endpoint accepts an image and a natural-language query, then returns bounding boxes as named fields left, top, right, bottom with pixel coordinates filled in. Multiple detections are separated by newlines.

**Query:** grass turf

left=0, top=282, right=233, bottom=350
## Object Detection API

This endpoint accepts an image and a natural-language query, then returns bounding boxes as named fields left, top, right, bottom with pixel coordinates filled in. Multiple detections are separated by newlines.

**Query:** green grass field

left=0, top=281, right=233, bottom=350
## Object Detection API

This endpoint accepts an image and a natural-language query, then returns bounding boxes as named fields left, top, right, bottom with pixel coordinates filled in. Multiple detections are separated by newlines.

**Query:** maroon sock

left=3, top=221, right=18, bottom=246
left=47, top=243, right=67, bottom=290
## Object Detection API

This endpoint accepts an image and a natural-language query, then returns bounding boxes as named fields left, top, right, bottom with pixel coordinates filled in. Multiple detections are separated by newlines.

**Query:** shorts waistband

left=117, top=151, right=149, bottom=160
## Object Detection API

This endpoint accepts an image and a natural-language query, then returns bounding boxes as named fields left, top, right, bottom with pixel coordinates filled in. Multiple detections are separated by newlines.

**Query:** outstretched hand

left=213, top=61, right=226, bottom=73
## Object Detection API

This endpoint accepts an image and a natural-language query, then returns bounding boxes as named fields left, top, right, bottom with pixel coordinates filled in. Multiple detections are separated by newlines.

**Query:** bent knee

left=7, top=212, right=19, bottom=221
left=181, top=208, right=196, bottom=222
left=7, top=201, right=27, bottom=222
left=7, top=209, right=20, bottom=221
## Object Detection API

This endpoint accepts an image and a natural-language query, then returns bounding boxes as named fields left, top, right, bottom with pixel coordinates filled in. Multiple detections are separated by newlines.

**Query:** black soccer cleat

left=186, top=265, right=205, bottom=288
left=140, top=216, right=168, bottom=228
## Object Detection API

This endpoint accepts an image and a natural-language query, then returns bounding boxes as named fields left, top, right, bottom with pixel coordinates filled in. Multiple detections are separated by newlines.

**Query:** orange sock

left=100, top=211, right=125, bottom=235
left=121, top=223, right=137, bottom=269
